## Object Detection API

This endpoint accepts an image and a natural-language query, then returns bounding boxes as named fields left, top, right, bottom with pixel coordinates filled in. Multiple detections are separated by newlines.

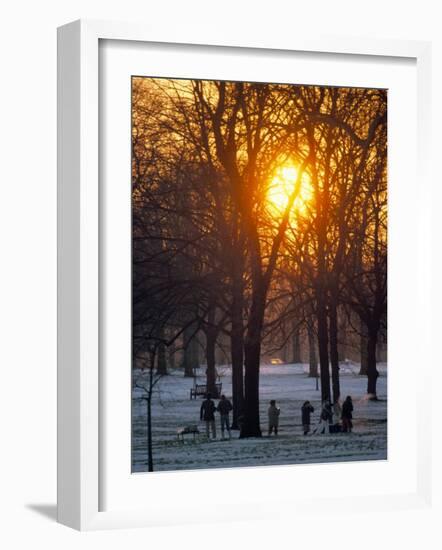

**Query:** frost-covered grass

left=132, top=362, right=387, bottom=473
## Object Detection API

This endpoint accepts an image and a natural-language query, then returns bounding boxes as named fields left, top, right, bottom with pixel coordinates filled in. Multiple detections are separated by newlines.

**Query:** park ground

left=132, top=362, right=387, bottom=473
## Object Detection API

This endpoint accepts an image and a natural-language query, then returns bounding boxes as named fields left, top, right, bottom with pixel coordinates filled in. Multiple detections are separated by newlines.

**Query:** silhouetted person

left=313, top=400, right=333, bottom=435
left=217, top=394, right=233, bottom=439
left=342, top=396, right=354, bottom=433
left=268, top=400, right=280, bottom=436
left=301, top=401, right=315, bottom=435
left=200, top=393, right=217, bottom=439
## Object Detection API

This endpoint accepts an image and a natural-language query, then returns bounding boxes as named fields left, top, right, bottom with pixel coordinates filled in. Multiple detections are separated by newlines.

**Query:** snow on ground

left=132, top=362, right=387, bottom=473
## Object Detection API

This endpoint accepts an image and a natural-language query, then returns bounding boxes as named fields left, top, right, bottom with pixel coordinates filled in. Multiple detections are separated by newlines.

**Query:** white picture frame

left=57, top=19, right=432, bottom=531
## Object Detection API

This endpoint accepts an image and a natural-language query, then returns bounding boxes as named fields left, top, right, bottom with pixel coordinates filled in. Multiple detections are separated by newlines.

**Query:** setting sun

left=267, top=162, right=312, bottom=216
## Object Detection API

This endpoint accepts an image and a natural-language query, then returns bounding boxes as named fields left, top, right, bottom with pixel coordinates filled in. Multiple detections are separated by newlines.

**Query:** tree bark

left=307, top=321, right=318, bottom=378
left=366, top=325, right=379, bottom=398
left=338, top=310, right=347, bottom=361
left=183, top=326, right=194, bottom=376
left=147, top=394, right=153, bottom=472
left=156, top=332, right=167, bottom=375
left=242, top=339, right=262, bottom=438
left=205, top=329, right=217, bottom=396
left=317, top=293, right=331, bottom=403
left=182, top=323, right=197, bottom=377
left=205, top=306, right=218, bottom=396
left=360, top=318, right=369, bottom=375
left=230, top=327, right=244, bottom=429
left=240, top=288, right=266, bottom=438
left=147, top=350, right=155, bottom=472
left=292, top=322, right=302, bottom=363
left=329, top=297, right=340, bottom=403
left=168, top=345, right=175, bottom=369
left=191, top=335, right=200, bottom=371
left=230, top=257, right=245, bottom=430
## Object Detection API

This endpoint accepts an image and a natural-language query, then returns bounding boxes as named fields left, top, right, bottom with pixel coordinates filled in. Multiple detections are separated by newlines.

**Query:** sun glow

left=267, top=162, right=312, bottom=216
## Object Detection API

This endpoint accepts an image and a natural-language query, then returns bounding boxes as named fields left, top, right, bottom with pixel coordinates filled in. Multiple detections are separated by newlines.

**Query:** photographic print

left=131, top=77, right=387, bottom=473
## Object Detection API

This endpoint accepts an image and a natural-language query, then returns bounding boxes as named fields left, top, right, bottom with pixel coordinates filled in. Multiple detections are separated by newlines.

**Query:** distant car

left=269, top=358, right=284, bottom=365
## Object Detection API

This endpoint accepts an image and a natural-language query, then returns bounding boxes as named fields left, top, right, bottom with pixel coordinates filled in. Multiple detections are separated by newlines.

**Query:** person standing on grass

left=217, top=394, right=233, bottom=439
left=200, top=393, right=217, bottom=440
left=268, top=400, right=280, bottom=436
left=341, top=395, right=354, bottom=433
left=333, top=400, right=342, bottom=423
left=313, top=399, right=333, bottom=435
left=301, top=401, right=315, bottom=435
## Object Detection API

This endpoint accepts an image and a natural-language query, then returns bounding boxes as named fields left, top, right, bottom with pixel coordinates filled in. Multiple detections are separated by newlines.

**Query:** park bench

left=190, top=382, right=222, bottom=400
left=177, top=425, right=199, bottom=441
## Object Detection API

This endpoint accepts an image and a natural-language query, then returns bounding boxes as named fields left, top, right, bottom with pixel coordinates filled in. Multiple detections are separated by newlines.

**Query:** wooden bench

left=177, top=425, right=199, bottom=441
left=190, top=382, right=222, bottom=400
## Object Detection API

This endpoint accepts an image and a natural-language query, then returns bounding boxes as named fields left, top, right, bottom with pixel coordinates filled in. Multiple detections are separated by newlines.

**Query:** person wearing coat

left=217, top=394, right=233, bottom=439
left=313, top=400, right=333, bottom=435
left=268, top=400, right=280, bottom=436
left=333, top=400, right=342, bottom=423
left=301, top=401, right=315, bottom=435
left=341, top=395, right=354, bottom=433
left=200, top=393, right=217, bottom=439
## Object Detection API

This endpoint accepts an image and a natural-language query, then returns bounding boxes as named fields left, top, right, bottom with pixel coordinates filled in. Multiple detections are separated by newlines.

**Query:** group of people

left=199, top=393, right=354, bottom=440
left=200, top=395, right=283, bottom=439
left=200, top=393, right=233, bottom=440
left=266, top=396, right=354, bottom=437
left=301, top=396, right=354, bottom=435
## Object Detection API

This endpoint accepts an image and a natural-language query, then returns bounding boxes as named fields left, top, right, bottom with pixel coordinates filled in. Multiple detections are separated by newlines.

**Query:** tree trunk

left=205, top=330, right=217, bottom=396
left=329, top=297, right=340, bottom=403
left=307, top=321, right=318, bottom=378
left=147, top=350, right=155, bottom=472
left=281, top=339, right=288, bottom=363
left=292, top=322, right=302, bottom=363
left=317, top=295, right=331, bottom=403
left=156, top=339, right=167, bottom=376
left=241, top=289, right=266, bottom=438
left=360, top=318, right=369, bottom=375
left=215, top=337, right=225, bottom=365
left=338, top=310, right=347, bottom=361
left=147, top=395, right=153, bottom=472
left=191, top=335, right=200, bottom=371
left=230, top=329, right=244, bottom=429
left=182, top=323, right=196, bottom=377
left=230, top=269, right=245, bottom=430
left=366, top=326, right=379, bottom=399
left=242, top=338, right=262, bottom=437
left=168, top=345, right=176, bottom=370
left=205, top=307, right=218, bottom=396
